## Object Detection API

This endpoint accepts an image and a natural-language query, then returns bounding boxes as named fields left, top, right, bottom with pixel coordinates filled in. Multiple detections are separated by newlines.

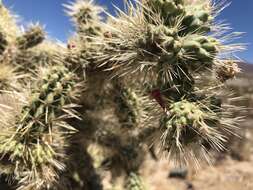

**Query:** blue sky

left=3, top=0, right=253, bottom=63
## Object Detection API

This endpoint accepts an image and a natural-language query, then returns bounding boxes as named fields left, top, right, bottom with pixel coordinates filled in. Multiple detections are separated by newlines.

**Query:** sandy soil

left=141, top=155, right=253, bottom=190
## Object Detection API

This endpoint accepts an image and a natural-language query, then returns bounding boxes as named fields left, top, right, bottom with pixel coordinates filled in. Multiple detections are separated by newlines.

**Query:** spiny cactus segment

left=0, top=63, right=80, bottom=189
left=160, top=99, right=227, bottom=164
left=126, top=172, right=146, bottom=190
left=64, top=0, right=103, bottom=36
left=92, top=0, right=243, bottom=170
left=16, top=24, right=45, bottom=50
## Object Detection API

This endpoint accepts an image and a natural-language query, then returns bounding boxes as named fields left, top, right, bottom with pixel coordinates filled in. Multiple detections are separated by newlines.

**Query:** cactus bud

left=217, top=60, right=240, bottom=82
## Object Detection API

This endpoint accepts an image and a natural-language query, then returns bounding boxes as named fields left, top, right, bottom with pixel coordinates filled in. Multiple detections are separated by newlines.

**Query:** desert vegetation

left=0, top=0, right=248, bottom=190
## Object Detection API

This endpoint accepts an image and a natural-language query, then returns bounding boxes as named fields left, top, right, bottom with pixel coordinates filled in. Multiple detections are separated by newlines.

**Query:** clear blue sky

left=3, top=0, right=253, bottom=63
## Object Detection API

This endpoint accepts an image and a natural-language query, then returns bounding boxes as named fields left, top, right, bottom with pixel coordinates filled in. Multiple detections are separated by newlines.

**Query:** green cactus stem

left=0, top=64, right=81, bottom=189
left=16, top=25, right=45, bottom=50
left=126, top=172, right=146, bottom=190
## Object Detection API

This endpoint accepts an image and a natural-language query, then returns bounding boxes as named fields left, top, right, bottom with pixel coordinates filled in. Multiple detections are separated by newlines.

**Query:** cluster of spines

left=182, top=1, right=213, bottom=33
left=139, top=24, right=220, bottom=75
left=0, top=1, right=19, bottom=42
left=0, top=4, right=46, bottom=92
left=20, top=64, right=78, bottom=130
left=96, top=0, right=242, bottom=166
left=126, top=172, right=146, bottom=190
left=64, top=0, right=103, bottom=38
left=63, top=0, right=242, bottom=187
left=146, top=0, right=213, bottom=32
left=0, top=64, right=80, bottom=189
left=16, top=25, right=45, bottom=50
left=146, top=0, right=185, bottom=23
left=112, top=81, right=147, bottom=129
left=159, top=99, right=226, bottom=163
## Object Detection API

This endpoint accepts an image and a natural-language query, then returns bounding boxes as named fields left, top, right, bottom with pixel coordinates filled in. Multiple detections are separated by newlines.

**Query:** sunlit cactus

left=16, top=24, right=45, bottom=50
left=126, top=172, right=146, bottom=190
left=0, top=0, right=19, bottom=42
left=0, top=3, right=47, bottom=92
left=160, top=99, right=227, bottom=164
left=0, top=63, right=81, bottom=189
left=0, top=0, right=244, bottom=189
left=64, top=0, right=103, bottom=36
left=0, top=64, right=19, bottom=91
left=91, top=0, right=244, bottom=173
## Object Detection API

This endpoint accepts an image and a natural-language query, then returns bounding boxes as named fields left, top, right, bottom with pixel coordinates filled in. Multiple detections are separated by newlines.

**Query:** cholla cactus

left=0, top=63, right=81, bottom=189
left=16, top=24, right=45, bottom=50
left=160, top=99, right=227, bottom=164
left=95, top=0, right=243, bottom=164
left=0, top=0, right=244, bottom=189
left=126, top=172, right=146, bottom=190
left=64, top=0, right=103, bottom=36
left=0, top=2, right=46, bottom=92
left=0, top=2, right=82, bottom=189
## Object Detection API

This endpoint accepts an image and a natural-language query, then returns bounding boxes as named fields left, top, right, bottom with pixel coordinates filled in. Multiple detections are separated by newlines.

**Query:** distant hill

left=239, top=62, right=253, bottom=75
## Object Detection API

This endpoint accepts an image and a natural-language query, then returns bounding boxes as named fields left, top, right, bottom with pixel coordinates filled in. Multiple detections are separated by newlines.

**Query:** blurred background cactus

left=0, top=0, right=246, bottom=190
